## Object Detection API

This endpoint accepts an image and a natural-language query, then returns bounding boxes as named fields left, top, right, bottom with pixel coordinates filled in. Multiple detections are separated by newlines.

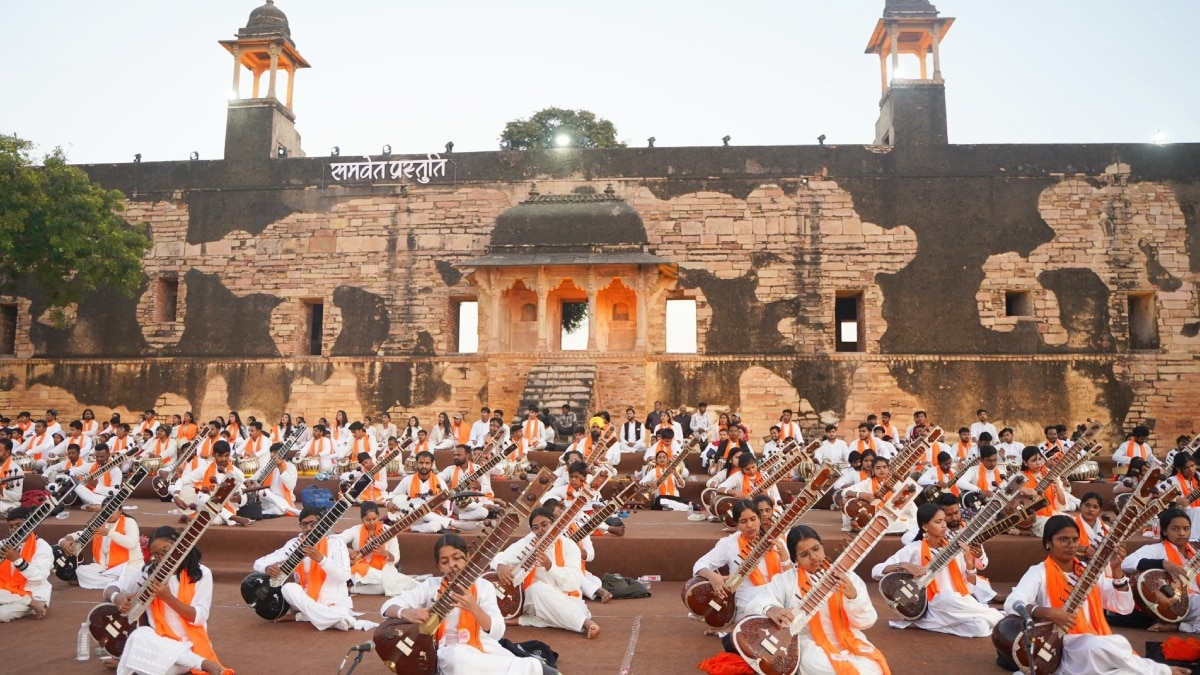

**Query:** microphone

left=1015, top=602, right=1036, bottom=628
left=349, top=641, right=374, bottom=653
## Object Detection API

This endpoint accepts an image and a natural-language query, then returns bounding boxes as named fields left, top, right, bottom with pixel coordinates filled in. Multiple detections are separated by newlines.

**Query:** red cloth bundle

left=1162, top=635, right=1200, bottom=662
left=696, top=652, right=754, bottom=675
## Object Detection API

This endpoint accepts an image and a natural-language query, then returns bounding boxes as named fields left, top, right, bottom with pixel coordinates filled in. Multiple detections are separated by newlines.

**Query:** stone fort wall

left=1, top=144, right=1198, bottom=447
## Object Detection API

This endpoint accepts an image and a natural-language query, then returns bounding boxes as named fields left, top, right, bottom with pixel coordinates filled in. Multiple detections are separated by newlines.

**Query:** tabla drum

left=14, top=455, right=33, bottom=472
left=386, top=458, right=401, bottom=475
left=297, top=457, right=320, bottom=476
left=238, top=457, right=260, bottom=477
left=336, top=458, right=353, bottom=475
left=1067, top=460, right=1099, bottom=483
left=139, top=455, right=163, bottom=473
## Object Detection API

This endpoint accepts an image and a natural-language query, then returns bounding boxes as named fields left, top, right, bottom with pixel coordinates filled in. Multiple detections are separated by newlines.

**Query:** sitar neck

left=731, top=469, right=833, bottom=590
left=250, top=425, right=307, bottom=484
left=76, top=467, right=150, bottom=550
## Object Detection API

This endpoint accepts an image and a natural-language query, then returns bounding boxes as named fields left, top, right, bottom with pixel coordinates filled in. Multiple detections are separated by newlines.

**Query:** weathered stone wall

left=1, top=144, right=1197, bottom=449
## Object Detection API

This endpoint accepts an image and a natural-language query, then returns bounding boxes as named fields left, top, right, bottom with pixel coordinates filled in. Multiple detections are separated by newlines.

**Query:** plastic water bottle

left=76, top=622, right=91, bottom=661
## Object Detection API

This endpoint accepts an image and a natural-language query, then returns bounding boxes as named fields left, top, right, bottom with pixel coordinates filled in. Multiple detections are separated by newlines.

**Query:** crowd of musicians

left=1, top=403, right=1198, bottom=674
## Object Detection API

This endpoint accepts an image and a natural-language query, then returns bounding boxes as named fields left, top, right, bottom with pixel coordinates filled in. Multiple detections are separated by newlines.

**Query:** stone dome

left=489, top=187, right=648, bottom=250
left=239, top=0, right=291, bottom=40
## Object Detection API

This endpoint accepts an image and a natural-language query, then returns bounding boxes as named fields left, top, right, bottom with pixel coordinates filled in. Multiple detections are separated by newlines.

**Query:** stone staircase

left=519, top=363, right=596, bottom=419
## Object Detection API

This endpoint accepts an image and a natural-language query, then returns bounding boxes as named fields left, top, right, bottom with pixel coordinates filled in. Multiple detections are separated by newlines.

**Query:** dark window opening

left=1128, top=293, right=1159, bottom=350
left=301, top=300, right=324, bottom=356
left=156, top=276, right=179, bottom=322
left=835, top=293, right=863, bottom=353
left=0, top=304, right=16, bottom=355
left=1005, top=290, right=1032, bottom=317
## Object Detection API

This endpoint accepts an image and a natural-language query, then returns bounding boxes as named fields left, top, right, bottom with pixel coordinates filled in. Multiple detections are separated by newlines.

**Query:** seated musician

left=947, top=427, right=977, bottom=463
left=754, top=495, right=788, bottom=553
left=440, top=444, right=494, bottom=522
left=870, top=426, right=898, bottom=460
left=491, top=506, right=600, bottom=638
left=1074, top=492, right=1109, bottom=561
left=744, top=524, right=889, bottom=674
left=544, top=498, right=613, bottom=603
left=1003, top=515, right=1187, bottom=675
left=842, top=456, right=915, bottom=535
left=1167, top=451, right=1200, bottom=535
left=917, top=451, right=961, bottom=498
left=388, top=451, right=477, bottom=533
left=1167, top=435, right=1192, bottom=469
left=716, top=453, right=779, bottom=503
left=59, top=495, right=143, bottom=589
left=175, top=442, right=250, bottom=527
left=693, top=500, right=789, bottom=628
left=253, top=444, right=300, bottom=517
left=1018, top=446, right=1068, bottom=537
left=1112, top=456, right=1148, bottom=497
left=642, top=427, right=680, bottom=465
left=995, top=427, right=1024, bottom=466
left=843, top=423, right=879, bottom=463
left=299, top=424, right=336, bottom=474
left=504, top=425, right=532, bottom=473
left=105, top=526, right=232, bottom=675
left=252, top=506, right=376, bottom=632
left=381, top=534, right=553, bottom=675
left=1120, top=507, right=1200, bottom=633
left=832, top=451, right=871, bottom=492
left=1112, top=424, right=1157, bottom=469
left=641, top=449, right=691, bottom=511
left=955, top=444, right=1006, bottom=500
left=0, top=439, right=23, bottom=517
left=72, top=443, right=123, bottom=511
left=0, top=507, right=51, bottom=621
left=898, top=492, right=999, bottom=604
left=702, top=428, right=729, bottom=477
left=337, top=501, right=408, bottom=596
left=147, top=425, right=179, bottom=466
left=542, top=461, right=595, bottom=506
left=44, top=443, right=86, bottom=484
left=872, top=502, right=1003, bottom=637
left=341, top=452, right=389, bottom=505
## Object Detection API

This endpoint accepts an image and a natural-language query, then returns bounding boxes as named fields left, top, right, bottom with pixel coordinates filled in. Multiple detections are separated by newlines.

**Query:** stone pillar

left=480, top=269, right=500, bottom=352
left=635, top=267, right=648, bottom=351
left=267, top=42, right=280, bottom=100
left=931, top=24, right=943, bottom=81
left=888, top=24, right=900, bottom=77
left=231, top=46, right=242, bottom=99
left=536, top=267, right=549, bottom=352
left=285, top=65, right=295, bottom=110
left=919, top=51, right=928, bottom=80
left=586, top=269, right=598, bottom=351
left=252, top=70, right=262, bottom=98
left=879, top=52, right=888, bottom=93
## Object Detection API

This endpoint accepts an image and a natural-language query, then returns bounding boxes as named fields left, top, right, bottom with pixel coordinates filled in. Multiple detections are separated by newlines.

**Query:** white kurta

left=716, top=472, right=781, bottom=503
left=381, top=577, right=544, bottom=675
left=114, top=564, right=216, bottom=675
left=0, top=536, right=52, bottom=622
left=336, top=523, right=410, bottom=596
left=1004, top=561, right=1171, bottom=675
left=389, top=474, right=453, bottom=533
left=71, top=516, right=143, bottom=589
left=845, top=479, right=916, bottom=534
left=492, top=532, right=589, bottom=633
left=871, top=541, right=1002, bottom=637
left=745, top=569, right=884, bottom=675
left=1120, top=541, right=1200, bottom=631
left=252, top=534, right=362, bottom=631
left=692, top=532, right=780, bottom=621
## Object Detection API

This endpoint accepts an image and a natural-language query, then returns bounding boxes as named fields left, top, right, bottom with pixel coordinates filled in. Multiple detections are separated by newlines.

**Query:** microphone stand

left=337, top=646, right=367, bottom=675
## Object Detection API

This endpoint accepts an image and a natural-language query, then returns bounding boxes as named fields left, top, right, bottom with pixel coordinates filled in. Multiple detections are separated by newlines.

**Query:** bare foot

left=597, top=589, right=613, bottom=604
left=583, top=619, right=600, bottom=639
left=504, top=617, right=520, bottom=626
left=1149, top=622, right=1180, bottom=632
left=702, top=626, right=727, bottom=636
left=231, top=516, right=252, bottom=527
left=29, top=600, right=47, bottom=618
left=272, top=612, right=296, bottom=623
left=101, top=657, right=118, bottom=670
left=83, top=505, right=102, bottom=513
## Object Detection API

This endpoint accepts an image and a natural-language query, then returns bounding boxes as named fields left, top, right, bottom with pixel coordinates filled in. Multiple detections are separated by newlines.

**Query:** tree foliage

left=561, top=301, right=588, bottom=334
left=0, top=134, right=151, bottom=307
left=500, top=107, right=626, bottom=150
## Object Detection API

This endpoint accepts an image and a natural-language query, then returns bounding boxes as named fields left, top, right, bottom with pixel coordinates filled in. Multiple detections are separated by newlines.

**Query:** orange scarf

left=921, top=539, right=970, bottom=599
left=1177, top=474, right=1200, bottom=507
left=197, top=437, right=215, bottom=460
left=1123, top=440, right=1149, bottom=461
left=82, top=420, right=96, bottom=433
left=977, top=466, right=1002, bottom=492
left=795, top=567, right=891, bottom=675
left=1024, top=469, right=1057, bottom=517
left=262, top=465, right=295, bottom=508
left=353, top=436, right=373, bottom=459
left=454, top=422, right=471, bottom=446
left=147, top=569, right=224, bottom=670
left=1043, top=558, right=1111, bottom=635
left=409, top=473, right=441, bottom=499
left=227, top=423, right=241, bottom=440
left=524, top=419, right=542, bottom=441
left=88, top=461, right=115, bottom=488
left=64, top=456, right=85, bottom=470
left=739, top=534, right=782, bottom=586
left=93, top=515, right=131, bottom=570
left=449, top=463, right=475, bottom=490
left=435, top=579, right=484, bottom=650
left=1075, top=515, right=1107, bottom=549
left=350, top=524, right=388, bottom=576
left=243, top=435, right=262, bottom=456
left=296, top=538, right=330, bottom=602
left=856, top=438, right=876, bottom=454
left=154, top=437, right=169, bottom=457
left=655, top=466, right=678, bottom=496
left=936, top=466, right=960, bottom=496
left=0, top=536, right=38, bottom=597
left=520, top=539, right=582, bottom=597
left=507, top=439, right=527, bottom=461
left=780, top=423, right=797, bottom=440
left=177, top=423, right=198, bottom=441
left=29, top=433, right=48, bottom=459
left=307, top=437, right=328, bottom=458
left=955, top=442, right=971, bottom=459
left=740, top=471, right=763, bottom=496
left=655, top=439, right=673, bottom=460
left=110, top=436, right=128, bottom=454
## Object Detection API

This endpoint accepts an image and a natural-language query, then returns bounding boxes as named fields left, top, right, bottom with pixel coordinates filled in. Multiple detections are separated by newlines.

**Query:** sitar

left=485, top=471, right=609, bottom=620
left=374, top=468, right=556, bottom=674
left=684, top=467, right=835, bottom=627
left=714, top=439, right=818, bottom=527
left=50, top=446, right=141, bottom=507
left=239, top=445, right=399, bottom=621
left=348, top=489, right=480, bottom=565
left=843, top=428, right=942, bottom=530
left=2, top=488, right=62, bottom=562
left=992, top=467, right=1178, bottom=675
left=1130, top=538, right=1199, bottom=624
left=880, top=472, right=1026, bottom=620
left=151, top=441, right=197, bottom=499
left=917, top=455, right=980, bottom=505
left=53, top=466, right=150, bottom=581
left=572, top=445, right=694, bottom=540
left=88, top=476, right=238, bottom=657
left=733, top=480, right=921, bottom=675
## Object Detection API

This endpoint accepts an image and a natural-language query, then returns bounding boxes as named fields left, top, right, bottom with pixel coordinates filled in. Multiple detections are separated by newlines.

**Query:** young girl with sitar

left=743, top=524, right=889, bottom=675
left=381, top=534, right=551, bottom=675
left=1003, top=514, right=1188, bottom=675
left=692, top=500, right=789, bottom=630
left=871, top=502, right=1002, bottom=637
left=1121, top=507, right=1200, bottom=633
left=1019, top=446, right=1068, bottom=537
left=104, top=526, right=232, bottom=675
left=1167, top=451, right=1200, bottom=535
left=1074, top=491, right=1109, bottom=560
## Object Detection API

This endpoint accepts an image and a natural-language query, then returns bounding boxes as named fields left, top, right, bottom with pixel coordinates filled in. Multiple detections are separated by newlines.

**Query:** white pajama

left=871, top=541, right=1002, bottom=637
left=253, top=535, right=371, bottom=631
left=113, top=563, right=217, bottom=675
left=692, top=532, right=779, bottom=621
left=493, top=533, right=590, bottom=633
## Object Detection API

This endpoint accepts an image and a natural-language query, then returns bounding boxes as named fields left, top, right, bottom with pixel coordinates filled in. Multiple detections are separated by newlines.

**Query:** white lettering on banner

left=328, top=154, right=448, bottom=184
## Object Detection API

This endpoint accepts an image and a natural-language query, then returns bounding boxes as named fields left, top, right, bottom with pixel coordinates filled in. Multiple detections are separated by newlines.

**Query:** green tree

left=0, top=134, right=151, bottom=307
left=500, top=107, right=626, bottom=150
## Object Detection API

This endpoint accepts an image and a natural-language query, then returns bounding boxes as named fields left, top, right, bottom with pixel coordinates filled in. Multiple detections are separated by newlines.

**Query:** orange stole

left=795, top=567, right=891, bottom=675
left=936, top=466, right=960, bottom=496
left=521, top=539, right=581, bottom=597
left=435, top=579, right=484, bottom=650
left=296, top=538, right=331, bottom=602
left=147, top=569, right=226, bottom=672
left=738, top=534, right=781, bottom=586
left=350, top=524, right=388, bottom=577
left=1043, top=558, right=1112, bottom=635
left=93, top=515, right=131, bottom=569
left=1177, top=474, right=1200, bottom=507
left=920, top=539, right=969, bottom=600
left=1024, top=469, right=1058, bottom=517
left=0, top=536, right=39, bottom=597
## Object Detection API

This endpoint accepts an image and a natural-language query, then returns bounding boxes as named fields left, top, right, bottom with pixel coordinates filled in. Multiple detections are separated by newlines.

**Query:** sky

left=2, top=1, right=1196, bottom=165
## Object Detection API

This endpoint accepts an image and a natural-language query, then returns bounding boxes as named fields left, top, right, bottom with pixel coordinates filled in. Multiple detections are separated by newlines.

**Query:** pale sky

left=2, top=1, right=1195, bottom=165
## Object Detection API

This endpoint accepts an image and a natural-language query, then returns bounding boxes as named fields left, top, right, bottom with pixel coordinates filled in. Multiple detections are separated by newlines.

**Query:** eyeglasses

left=299, top=520, right=320, bottom=529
